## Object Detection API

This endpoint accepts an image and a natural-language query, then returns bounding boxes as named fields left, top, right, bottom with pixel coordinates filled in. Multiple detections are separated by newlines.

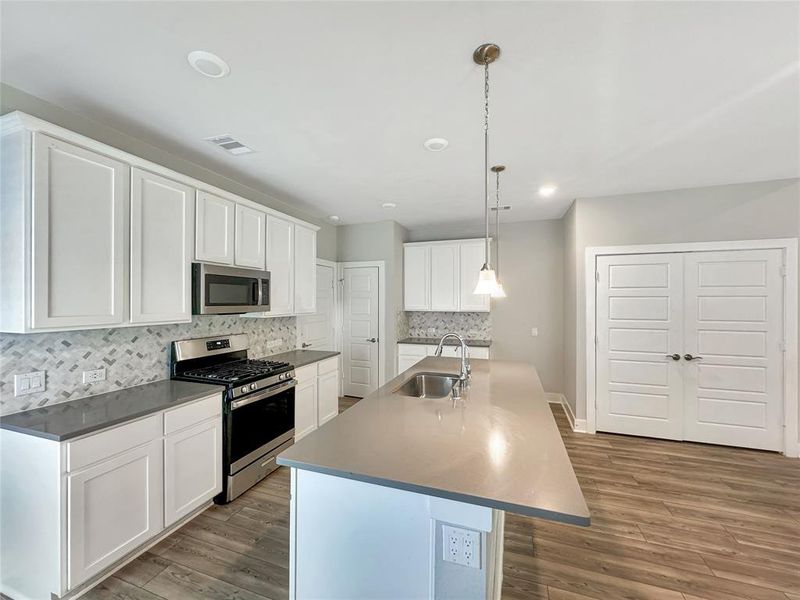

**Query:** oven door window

left=205, top=274, right=259, bottom=306
left=229, top=387, right=294, bottom=469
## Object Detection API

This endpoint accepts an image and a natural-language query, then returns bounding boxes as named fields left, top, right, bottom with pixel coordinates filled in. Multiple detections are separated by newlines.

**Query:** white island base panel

left=289, top=468, right=504, bottom=600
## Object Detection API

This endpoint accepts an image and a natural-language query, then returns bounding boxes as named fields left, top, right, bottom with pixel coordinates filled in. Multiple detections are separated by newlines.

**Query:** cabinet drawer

left=67, top=415, right=160, bottom=472
left=295, top=363, right=317, bottom=383
left=164, top=394, right=221, bottom=435
left=398, top=344, right=428, bottom=357
left=318, top=357, right=338, bottom=375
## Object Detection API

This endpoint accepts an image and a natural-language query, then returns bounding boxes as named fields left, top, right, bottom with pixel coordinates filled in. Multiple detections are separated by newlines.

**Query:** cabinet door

left=234, top=204, right=266, bottom=270
left=459, top=241, right=490, bottom=312
left=266, top=215, right=294, bottom=314
left=31, top=133, right=128, bottom=329
left=67, top=439, right=163, bottom=589
left=164, top=418, right=222, bottom=526
left=404, top=245, right=430, bottom=310
left=130, top=168, right=193, bottom=324
left=196, top=191, right=234, bottom=264
left=430, top=244, right=460, bottom=311
left=294, top=378, right=318, bottom=441
left=317, top=370, right=339, bottom=426
left=294, top=225, right=317, bottom=314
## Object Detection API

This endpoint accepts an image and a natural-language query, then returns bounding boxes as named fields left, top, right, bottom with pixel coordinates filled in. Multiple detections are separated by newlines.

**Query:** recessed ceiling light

left=424, top=138, right=449, bottom=152
left=328, top=215, right=340, bottom=222
left=382, top=202, right=397, bottom=209
left=538, top=184, right=558, bottom=197
left=187, top=50, right=230, bottom=78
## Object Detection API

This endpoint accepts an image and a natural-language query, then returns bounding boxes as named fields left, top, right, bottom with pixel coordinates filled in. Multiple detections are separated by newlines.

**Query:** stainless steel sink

left=395, top=372, right=460, bottom=398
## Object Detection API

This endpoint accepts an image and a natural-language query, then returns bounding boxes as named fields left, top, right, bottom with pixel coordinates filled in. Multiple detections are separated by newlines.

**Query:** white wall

left=0, top=83, right=338, bottom=260
left=565, top=178, right=800, bottom=424
left=337, top=220, right=408, bottom=379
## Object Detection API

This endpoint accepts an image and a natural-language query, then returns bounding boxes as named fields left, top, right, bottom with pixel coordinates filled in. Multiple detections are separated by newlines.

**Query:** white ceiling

left=2, top=1, right=798, bottom=228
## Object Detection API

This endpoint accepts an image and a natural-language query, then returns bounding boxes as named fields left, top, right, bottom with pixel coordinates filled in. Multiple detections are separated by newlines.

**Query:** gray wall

left=564, top=178, right=800, bottom=422
left=0, top=83, right=338, bottom=259
left=337, top=220, right=408, bottom=379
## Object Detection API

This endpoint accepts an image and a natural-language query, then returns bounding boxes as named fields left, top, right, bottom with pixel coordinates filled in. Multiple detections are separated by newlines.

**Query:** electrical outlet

left=442, top=525, right=481, bottom=568
left=427, top=327, right=436, bottom=336
left=82, top=368, right=106, bottom=384
left=14, top=371, right=46, bottom=396
left=266, top=339, right=283, bottom=349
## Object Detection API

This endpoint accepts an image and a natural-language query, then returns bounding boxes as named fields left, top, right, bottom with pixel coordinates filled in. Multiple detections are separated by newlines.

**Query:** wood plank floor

left=84, top=400, right=800, bottom=600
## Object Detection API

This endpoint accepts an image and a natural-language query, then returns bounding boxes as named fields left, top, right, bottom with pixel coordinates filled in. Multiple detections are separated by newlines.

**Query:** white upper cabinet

left=294, top=224, right=317, bottom=314
left=130, top=168, right=193, bottom=324
left=31, top=133, right=128, bottom=330
left=195, top=191, right=234, bottom=265
left=459, top=240, right=490, bottom=312
left=403, top=239, right=490, bottom=313
left=234, top=204, right=266, bottom=270
left=430, top=243, right=460, bottom=311
left=404, top=245, right=430, bottom=310
left=267, top=215, right=295, bottom=314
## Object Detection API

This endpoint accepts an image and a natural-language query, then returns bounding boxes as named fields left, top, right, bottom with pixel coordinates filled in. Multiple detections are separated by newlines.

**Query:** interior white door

left=31, top=133, right=128, bottom=329
left=234, top=204, right=266, bottom=270
left=596, top=253, right=685, bottom=440
left=266, top=215, right=294, bottom=314
left=342, top=266, right=380, bottom=397
left=683, top=249, right=784, bottom=451
left=430, top=244, right=460, bottom=311
left=298, top=263, right=335, bottom=351
left=195, top=191, right=234, bottom=265
left=130, top=168, right=193, bottom=324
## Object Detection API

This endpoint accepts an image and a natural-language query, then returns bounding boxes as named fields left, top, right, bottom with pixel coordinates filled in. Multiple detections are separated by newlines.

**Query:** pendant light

left=472, top=43, right=502, bottom=296
left=490, top=165, right=507, bottom=298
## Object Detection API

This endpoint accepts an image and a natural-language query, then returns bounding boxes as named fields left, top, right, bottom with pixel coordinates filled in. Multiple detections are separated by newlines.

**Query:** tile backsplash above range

left=404, top=311, right=491, bottom=340
left=0, top=316, right=296, bottom=416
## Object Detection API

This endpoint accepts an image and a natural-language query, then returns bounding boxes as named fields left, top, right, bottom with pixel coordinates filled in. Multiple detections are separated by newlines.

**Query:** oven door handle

left=231, top=379, right=297, bottom=410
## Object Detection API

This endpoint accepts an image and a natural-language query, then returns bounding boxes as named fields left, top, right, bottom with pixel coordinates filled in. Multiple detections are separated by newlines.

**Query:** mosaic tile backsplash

left=405, top=312, right=491, bottom=340
left=0, top=316, right=296, bottom=416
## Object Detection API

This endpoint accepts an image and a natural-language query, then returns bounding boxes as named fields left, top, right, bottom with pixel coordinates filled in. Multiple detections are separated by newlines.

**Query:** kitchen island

left=278, top=356, right=589, bottom=600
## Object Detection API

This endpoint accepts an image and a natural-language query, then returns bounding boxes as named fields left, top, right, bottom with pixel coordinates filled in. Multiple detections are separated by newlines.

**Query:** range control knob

left=278, top=373, right=285, bottom=380
left=240, top=386, right=248, bottom=394
left=250, top=383, right=257, bottom=391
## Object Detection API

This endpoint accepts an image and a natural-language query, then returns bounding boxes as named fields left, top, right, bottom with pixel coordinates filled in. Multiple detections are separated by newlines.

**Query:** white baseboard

left=546, top=393, right=586, bottom=433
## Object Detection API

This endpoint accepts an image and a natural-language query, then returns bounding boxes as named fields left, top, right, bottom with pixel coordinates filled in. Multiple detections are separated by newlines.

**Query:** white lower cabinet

left=294, top=357, right=340, bottom=440
left=397, top=343, right=491, bottom=374
left=67, top=439, right=163, bottom=588
left=0, top=391, right=222, bottom=599
left=164, top=417, right=222, bottom=527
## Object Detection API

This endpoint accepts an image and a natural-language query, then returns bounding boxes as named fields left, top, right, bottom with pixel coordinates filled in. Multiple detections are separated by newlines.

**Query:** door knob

left=683, top=354, right=703, bottom=361
left=366, top=338, right=377, bottom=343
left=666, top=354, right=681, bottom=361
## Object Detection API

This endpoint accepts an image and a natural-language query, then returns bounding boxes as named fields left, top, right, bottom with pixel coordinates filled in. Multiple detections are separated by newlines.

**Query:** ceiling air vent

left=204, top=134, right=255, bottom=155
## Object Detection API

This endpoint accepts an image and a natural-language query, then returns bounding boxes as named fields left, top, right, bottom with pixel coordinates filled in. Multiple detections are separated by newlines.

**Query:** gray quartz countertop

left=278, top=357, right=590, bottom=525
left=0, top=380, right=223, bottom=442
left=398, top=337, right=491, bottom=347
left=261, top=349, right=340, bottom=368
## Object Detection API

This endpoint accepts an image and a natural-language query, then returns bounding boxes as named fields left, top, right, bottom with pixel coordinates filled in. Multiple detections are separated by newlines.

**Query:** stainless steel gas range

left=170, top=334, right=295, bottom=503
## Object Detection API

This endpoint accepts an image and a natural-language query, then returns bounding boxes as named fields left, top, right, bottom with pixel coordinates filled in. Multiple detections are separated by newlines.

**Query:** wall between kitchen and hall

left=0, top=317, right=297, bottom=416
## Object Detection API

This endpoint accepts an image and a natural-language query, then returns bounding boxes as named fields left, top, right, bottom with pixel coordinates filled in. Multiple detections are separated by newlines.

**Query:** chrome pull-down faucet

left=434, top=333, right=471, bottom=383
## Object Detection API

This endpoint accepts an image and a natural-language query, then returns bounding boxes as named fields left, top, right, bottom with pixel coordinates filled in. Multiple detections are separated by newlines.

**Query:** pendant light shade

left=473, top=266, right=499, bottom=295
left=491, top=282, right=507, bottom=298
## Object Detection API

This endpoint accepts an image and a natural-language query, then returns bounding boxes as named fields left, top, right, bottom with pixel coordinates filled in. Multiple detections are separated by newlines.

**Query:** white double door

left=596, top=249, right=784, bottom=451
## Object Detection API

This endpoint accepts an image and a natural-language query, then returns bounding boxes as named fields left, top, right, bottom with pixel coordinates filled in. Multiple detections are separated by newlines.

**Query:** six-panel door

left=67, top=439, right=163, bottom=589
left=130, top=168, right=194, bottom=324
left=32, top=133, right=128, bottom=329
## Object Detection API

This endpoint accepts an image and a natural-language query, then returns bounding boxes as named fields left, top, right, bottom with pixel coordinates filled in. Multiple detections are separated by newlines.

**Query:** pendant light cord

left=495, top=169, right=501, bottom=280
left=483, top=60, right=491, bottom=270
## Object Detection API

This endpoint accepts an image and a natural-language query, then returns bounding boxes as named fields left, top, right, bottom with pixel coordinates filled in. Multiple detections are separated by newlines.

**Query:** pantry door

left=596, top=253, right=685, bottom=440
left=683, top=249, right=784, bottom=451
left=342, top=265, right=380, bottom=397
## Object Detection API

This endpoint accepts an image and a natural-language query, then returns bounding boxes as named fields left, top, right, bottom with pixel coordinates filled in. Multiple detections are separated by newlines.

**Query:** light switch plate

left=531, top=327, right=539, bottom=337
left=14, top=371, right=46, bottom=396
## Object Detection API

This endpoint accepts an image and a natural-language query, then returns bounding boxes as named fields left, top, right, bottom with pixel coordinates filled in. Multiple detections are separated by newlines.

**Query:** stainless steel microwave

left=192, top=263, right=270, bottom=315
